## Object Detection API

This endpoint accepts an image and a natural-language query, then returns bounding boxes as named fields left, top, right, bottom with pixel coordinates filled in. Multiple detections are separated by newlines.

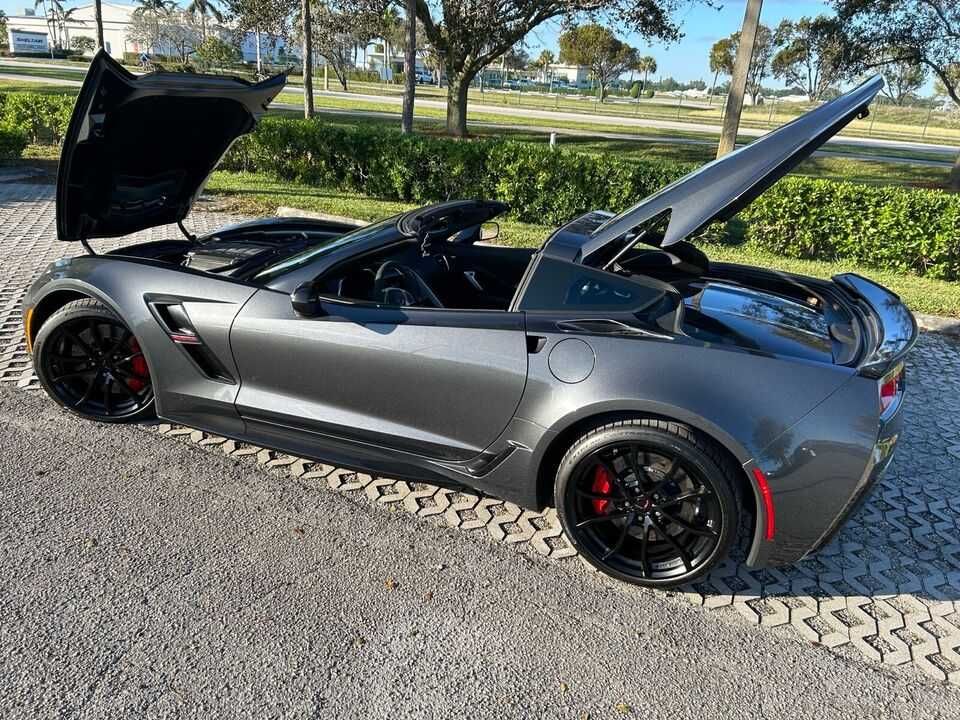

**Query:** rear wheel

left=33, top=298, right=155, bottom=422
left=555, top=419, right=740, bottom=587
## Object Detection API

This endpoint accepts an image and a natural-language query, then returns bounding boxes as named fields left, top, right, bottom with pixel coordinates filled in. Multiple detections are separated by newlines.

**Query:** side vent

left=147, top=299, right=236, bottom=384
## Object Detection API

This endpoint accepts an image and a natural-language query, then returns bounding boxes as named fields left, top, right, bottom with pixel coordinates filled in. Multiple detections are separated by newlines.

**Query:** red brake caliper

left=591, top=465, right=612, bottom=514
left=125, top=338, right=149, bottom=391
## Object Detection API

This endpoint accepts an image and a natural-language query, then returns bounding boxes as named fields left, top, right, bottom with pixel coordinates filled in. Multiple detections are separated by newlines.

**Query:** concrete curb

left=276, top=207, right=960, bottom=337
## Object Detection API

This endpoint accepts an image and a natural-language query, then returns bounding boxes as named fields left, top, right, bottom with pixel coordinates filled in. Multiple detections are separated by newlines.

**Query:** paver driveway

left=1, top=182, right=960, bottom=691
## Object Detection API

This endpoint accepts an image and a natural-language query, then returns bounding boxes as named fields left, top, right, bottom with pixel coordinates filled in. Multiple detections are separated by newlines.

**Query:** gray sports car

left=25, top=53, right=916, bottom=587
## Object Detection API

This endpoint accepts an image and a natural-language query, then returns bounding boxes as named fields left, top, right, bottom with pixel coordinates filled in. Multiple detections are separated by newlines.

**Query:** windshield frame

left=254, top=215, right=401, bottom=284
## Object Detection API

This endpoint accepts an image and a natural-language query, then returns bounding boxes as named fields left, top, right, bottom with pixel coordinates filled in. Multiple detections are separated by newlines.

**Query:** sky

left=2, top=0, right=849, bottom=90
left=524, top=0, right=836, bottom=90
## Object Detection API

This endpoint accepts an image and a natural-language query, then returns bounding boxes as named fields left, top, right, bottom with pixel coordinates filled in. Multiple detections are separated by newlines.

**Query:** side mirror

left=479, top=222, right=500, bottom=243
left=290, top=282, right=326, bottom=318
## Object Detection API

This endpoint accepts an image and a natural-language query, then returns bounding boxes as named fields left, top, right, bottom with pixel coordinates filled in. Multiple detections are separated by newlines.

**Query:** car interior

left=315, top=231, right=536, bottom=311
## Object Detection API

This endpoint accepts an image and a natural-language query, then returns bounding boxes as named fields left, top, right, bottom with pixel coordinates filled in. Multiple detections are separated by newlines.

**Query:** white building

left=547, top=63, right=590, bottom=86
left=6, top=2, right=137, bottom=59
left=5, top=2, right=288, bottom=65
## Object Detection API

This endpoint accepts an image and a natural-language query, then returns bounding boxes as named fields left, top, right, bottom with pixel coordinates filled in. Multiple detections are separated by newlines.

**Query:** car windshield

left=254, top=215, right=399, bottom=282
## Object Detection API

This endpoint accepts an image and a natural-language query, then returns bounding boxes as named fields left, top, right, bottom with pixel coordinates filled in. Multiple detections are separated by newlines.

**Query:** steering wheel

left=374, top=261, right=444, bottom=308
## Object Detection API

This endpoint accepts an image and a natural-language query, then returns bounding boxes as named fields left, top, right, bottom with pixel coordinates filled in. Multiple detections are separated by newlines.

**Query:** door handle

left=526, top=335, right=547, bottom=354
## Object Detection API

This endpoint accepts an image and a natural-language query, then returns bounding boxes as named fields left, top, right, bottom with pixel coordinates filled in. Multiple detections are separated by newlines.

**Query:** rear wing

left=833, top=273, right=918, bottom=378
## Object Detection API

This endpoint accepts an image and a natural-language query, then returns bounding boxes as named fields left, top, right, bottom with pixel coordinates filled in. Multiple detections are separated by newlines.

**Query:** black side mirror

left=290, top=282, right=326, bottom=318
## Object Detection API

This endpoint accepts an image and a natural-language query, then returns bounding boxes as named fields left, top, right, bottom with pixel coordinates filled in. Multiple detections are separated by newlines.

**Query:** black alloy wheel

left=33, top=299, right=155, bottom=422
left=556, top=419, right=739, bottom=587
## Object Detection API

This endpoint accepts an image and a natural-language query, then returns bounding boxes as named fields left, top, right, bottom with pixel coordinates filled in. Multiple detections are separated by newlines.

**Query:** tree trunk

left=718, top=0, right=763, bottom=158
left=400, top=0, right=416, bottom=134
left=94, top=0, right=104, bottom=50
left=445, top=70, right=471, bottom=137
left=301, top=0, right=314, bottom=118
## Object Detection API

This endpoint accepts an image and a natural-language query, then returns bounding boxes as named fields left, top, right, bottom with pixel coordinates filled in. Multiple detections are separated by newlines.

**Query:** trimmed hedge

left=741, top=178, right=960, bottom=281
left=0, top=124, right=28, bottom=160
left=223, top=117, right=694, bottom=226
left=226, top=118, right=960, bottom=280
left=0, top=92, right=73, bottom=144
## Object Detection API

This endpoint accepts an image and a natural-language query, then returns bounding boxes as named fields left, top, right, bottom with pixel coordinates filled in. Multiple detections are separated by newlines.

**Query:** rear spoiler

left=833, top=273, right=918, bottom=378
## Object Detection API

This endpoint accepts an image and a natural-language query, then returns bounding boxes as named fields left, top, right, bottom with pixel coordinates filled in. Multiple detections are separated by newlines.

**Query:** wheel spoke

left=659, top=509, right=718, bottom=538
left=575, top=488, right=618, bottom=503
left=51, top=352, right=87, bottom=362
left=113, top=376, right=139, bottom=400
left=655, top=488, right=711, bottom=509
left=88, top=320, right=102, bottom=351
left=601, top=512, right=636, bottom=561
left=63, top=330, right=95, bottom=357
left=51, top=369, right=95, bottom=383
left=103, top=377, right=114, bottom=415
left=74, top=373, right=98, bottom=407
left=106, top=329, right=131, bottom=356
left=638, top=526, right=651, bottom=578
left=650, top=516, right=693, bottom=572
left=575, top=510, right=634, bottom=529
left=116, top=351, right=144, bottom=366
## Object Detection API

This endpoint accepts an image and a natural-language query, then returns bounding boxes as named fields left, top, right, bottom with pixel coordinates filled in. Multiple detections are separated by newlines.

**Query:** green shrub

left=629, top=82, right=641, bottom=99
left=224, top=118, right=692, bottom=226
left=742, top=177, right=960, bottom=280
left=0, top=123, right=28, bottom=160
left=643, top=88, right=655, bottom=98
left=0, top=92, right=74, bottom=144
left=224, top=117, right=960, bottom=280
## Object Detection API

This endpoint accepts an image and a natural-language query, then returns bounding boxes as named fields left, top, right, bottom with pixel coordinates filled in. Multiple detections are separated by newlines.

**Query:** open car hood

left=579, top=75, right=884, bottom=263
left=57, top=51, right=285, bottom=242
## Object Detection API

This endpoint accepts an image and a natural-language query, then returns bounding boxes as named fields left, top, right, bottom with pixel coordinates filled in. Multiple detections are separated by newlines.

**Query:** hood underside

left=578, top=75, right=884, bottom=264
left=56, top=51, right=286, bottom=242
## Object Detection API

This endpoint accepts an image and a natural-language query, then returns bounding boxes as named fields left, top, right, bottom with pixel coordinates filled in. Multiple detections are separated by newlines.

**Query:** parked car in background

left=27, top=54, right=915, bottom=588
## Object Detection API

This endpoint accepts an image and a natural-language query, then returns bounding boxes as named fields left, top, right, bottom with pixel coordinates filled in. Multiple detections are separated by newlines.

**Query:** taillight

left=879, top=362, right=904, bottom=415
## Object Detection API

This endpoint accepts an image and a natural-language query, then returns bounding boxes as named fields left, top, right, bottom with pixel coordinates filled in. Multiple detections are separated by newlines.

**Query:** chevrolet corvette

left=24, top=53, right=916, bottom=587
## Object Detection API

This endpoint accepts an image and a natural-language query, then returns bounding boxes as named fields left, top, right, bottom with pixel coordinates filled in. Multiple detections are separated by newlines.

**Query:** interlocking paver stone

left=2, top=183, right=960, bottom=682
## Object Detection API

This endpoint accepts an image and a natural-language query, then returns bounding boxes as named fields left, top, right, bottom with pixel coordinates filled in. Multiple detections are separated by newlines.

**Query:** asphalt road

left=2, top=386, right=959, bottom=719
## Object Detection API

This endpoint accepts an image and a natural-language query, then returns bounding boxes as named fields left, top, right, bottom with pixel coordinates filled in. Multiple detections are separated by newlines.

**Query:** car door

left=229, top=288, right=529, bottom=463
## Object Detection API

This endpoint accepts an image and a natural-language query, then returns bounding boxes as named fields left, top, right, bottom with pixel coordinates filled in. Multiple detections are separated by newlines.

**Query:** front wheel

left=33, top=298, right=156, bottom=423
left=555, top=419, right=740, bottom=588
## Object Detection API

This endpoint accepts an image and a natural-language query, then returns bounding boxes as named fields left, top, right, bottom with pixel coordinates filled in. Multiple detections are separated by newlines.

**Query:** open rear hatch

left=56, top=50, right=285, bottom=243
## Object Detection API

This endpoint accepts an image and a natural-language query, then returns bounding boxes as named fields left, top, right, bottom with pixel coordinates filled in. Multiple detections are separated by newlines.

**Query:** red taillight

left=879, top=363, right=904, bottom=415
left=752, top=467, right=776, bottom=541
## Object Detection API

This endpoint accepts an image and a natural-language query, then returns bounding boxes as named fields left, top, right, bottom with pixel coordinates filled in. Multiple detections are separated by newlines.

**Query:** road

left=3, top=384, right=960, bottom=719
left=1, top=59, right=956, bottom=163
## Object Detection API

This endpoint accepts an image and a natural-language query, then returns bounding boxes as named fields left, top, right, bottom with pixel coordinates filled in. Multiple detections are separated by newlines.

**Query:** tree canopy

left=771, top=16, right=845, bottom=101
left=411, top=0, right=694, bottom=135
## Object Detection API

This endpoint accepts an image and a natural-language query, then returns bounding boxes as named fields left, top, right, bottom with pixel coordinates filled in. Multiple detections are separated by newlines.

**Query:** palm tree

left=187, top=0, right=223, bottom=43
left=535, top=49, right=554, bottom=84
left=136, top=0, right=173, bottom=53
left=637, top=55, right=657, bottom=94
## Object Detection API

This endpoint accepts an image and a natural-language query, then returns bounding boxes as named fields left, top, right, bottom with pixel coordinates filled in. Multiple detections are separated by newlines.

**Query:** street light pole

left=717, top=0, right=763, bottom=158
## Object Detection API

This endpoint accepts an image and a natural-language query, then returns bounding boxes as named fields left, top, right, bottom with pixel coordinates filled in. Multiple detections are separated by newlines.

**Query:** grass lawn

left=204, top=171, right=960, bottom=317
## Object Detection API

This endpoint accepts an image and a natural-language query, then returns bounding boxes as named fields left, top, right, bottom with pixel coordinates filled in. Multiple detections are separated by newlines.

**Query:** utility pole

left=717, top=0, right=762, bottom=158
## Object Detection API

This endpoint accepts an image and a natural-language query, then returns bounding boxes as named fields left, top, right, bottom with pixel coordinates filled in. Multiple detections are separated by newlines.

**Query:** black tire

left=555, top=418, right=740, bottom=588
left=33, top=298, right=156, bottom=423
